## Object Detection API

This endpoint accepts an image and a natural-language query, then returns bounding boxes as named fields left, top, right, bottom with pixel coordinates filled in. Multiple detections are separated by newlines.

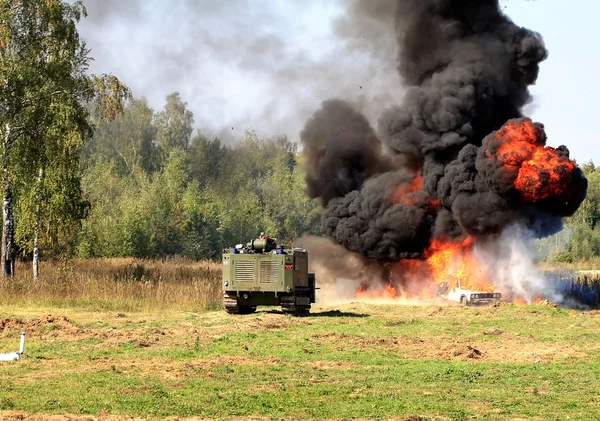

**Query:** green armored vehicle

left=222, top=235, right=316, bottom=316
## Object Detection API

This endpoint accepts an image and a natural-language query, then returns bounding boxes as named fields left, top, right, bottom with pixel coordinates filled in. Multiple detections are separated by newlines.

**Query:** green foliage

left=570, top=224, right=600, bottom=261
left=119, top=205, right=152, bottom=258
left=75, top=94, right=323, bottom=259
left=188, top=135, right=227, bottom=186
left=0, top=0, right=129, bottom=270
left=83, top=97, right=157, bottom=176
left=183, top=210, right=221, bottom=260
left=547, top=250, right=573, bottom=264
left=536, top=227, right=573, bottom=261
left=180, top=182, right=222, bottom=260
left=570, top=162, right=600, bottom=229
left=537, top=161, right=600, bottom=263
left=155, top=92, right=194, bottom=164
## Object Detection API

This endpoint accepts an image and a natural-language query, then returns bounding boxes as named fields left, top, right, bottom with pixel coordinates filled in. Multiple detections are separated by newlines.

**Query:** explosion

left=356, top=283, right=397, bottom=300
left=392, top=176, right=422, bottom=205
left=392, top=176, right=441, bottom=211
left=425, top=238, right=493, bottom=293
left=492, top=119, right=575, bottom=202
left=352, top=237, right=494, bottom=302
left=301, top=0, right=588, bottom=304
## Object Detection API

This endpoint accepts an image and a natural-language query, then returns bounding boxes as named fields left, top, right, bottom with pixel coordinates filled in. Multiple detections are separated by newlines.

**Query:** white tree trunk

left=33, top=216, right=39, bottom=280
left=1, top=124, right=14, bottom=278
left=33, top=168, right=43, bottom=280
left=1, top=177, right=14, bottom=278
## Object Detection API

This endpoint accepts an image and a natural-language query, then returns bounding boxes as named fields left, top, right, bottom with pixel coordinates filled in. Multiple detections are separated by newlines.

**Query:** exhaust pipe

left=0, top=332, right=25, bottom=361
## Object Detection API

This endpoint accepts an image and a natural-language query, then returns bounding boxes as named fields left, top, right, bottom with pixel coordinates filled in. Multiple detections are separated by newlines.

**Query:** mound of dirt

left=438, top=344, right=484, bottom=360
left=0, top=317, right=23, bottom=331
left=0, top=314, right=76, bottom=337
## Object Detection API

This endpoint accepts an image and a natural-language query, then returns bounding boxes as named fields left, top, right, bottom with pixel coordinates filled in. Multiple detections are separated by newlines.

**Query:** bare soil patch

left=1, top=315, right=75, bottom=333
left=0, top=413, right=425, bottom=421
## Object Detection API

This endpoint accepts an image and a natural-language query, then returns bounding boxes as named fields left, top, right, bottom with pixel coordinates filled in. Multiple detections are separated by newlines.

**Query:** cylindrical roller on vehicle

left=249, top=239, right=268, bottom=250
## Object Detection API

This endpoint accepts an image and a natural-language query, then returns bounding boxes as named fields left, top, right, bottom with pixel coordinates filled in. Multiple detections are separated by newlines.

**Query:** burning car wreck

left=301, top=0, right=588, bottom=303
left=437, top=279, right=501, bottom=306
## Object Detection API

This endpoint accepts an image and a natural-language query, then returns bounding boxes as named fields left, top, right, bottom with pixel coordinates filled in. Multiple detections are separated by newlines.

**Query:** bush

left=548, top=251, right=573, bottom=264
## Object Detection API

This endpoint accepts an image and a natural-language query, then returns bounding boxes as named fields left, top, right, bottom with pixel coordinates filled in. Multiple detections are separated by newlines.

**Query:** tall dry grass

left=539, top=257, right=600, bottom=272
left=541, top=264, right=600, bottom=307
left=0, top=258, right=222, bottom=312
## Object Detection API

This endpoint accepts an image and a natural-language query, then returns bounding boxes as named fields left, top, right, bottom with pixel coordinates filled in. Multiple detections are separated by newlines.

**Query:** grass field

left=1, top=302, right=600, bottom=421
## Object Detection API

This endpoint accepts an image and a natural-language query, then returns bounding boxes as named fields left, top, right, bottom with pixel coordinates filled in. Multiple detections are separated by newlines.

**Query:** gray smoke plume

left=302, top=0, right=587, bottom=263
left=78, top=0, right=403, bottom=143
left=297, top=235, right=388, bottom=303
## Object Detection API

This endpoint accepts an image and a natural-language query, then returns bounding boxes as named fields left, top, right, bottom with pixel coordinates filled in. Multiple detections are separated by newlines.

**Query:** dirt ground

left=2, top=303, right=597, bottom=366
left=0, top=413, right=426, bottom=421
left=1, top=303, right=599, bottom=420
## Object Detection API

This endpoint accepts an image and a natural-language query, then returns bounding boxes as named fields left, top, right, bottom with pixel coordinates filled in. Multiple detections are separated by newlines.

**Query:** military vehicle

left=222, top=235, right=316, bottom=316
left=437, top=278, right=501, bottom=306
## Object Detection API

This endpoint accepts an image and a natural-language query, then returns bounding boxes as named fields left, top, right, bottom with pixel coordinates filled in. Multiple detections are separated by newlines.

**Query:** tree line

left=12, top=89, right=324, bottom=266
left=1, top=0, right=129, bottom=279
left=537, top=161, right=600, bottom=263
left=75, top=94, right=322, bottom=260
left=1, top=0, right=598, bottom=281
left=0, top=0, right=321, bottom=279
left=43, top=88, right=600, bottom=266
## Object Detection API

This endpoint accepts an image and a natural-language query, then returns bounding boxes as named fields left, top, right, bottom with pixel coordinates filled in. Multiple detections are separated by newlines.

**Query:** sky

left=77, top=0, right=600, bottom=164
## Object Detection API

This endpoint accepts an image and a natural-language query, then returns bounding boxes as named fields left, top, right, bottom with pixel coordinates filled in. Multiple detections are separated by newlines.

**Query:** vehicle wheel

left=224, top=295, right=256, bottom=315
left=294, top=305, right=310, bottom=317
left=223, top=295, right=238, bottom=314
left=460, top=296, right=468, bottom=306
left=281, top=304, right=311, bottom=317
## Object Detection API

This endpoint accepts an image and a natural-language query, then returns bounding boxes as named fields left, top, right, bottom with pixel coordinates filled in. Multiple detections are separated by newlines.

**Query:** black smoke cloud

left=323, top=171, right=437, bottom=261
left=302, top=100, right=395, bottom=206
left=381, top=0, right=548, bottom=157
left=301, top=0, right=587, bottom=263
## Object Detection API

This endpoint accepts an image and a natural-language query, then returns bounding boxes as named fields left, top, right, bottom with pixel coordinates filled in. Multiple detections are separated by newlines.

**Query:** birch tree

left=155, top=92, right=194, bottom=165
left=0, top=0, right=129, bottom=278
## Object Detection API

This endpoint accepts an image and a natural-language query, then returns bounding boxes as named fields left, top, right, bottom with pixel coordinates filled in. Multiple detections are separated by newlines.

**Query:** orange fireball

left=494, top=119, right=575, bottom=202
left=353, top=236, right=496, bottom=301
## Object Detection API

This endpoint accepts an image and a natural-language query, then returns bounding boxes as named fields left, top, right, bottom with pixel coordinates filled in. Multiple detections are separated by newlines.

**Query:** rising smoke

left=472, top=225, right=561, bottom=303
left=301, top=0, right=587, bottom=279
left=78, top=0, right=404, bottom=144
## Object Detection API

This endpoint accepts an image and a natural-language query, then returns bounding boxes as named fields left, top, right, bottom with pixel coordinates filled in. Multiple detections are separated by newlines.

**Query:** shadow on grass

left=310, top=310, right=369, bottom=318
left=263, top=309, right=369, bottom=318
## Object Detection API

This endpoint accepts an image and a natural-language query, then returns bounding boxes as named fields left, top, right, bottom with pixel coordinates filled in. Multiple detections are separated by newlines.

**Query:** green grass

left=1, top=303, right=600, bottom=420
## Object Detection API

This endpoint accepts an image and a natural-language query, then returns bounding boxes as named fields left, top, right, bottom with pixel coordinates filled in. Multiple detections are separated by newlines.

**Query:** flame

left=392, top=175, right=441, bottom=210
left=353, top=236, right=496, bottom=301
left=355, top=283, right=397, bottom=300
left=425, top=237, right=493, bottom=292
left=355, top=120, right=579, bottom=302
left=392, top=176, right=423, bottom=205
left=494, top=119, right=575, bottom=202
